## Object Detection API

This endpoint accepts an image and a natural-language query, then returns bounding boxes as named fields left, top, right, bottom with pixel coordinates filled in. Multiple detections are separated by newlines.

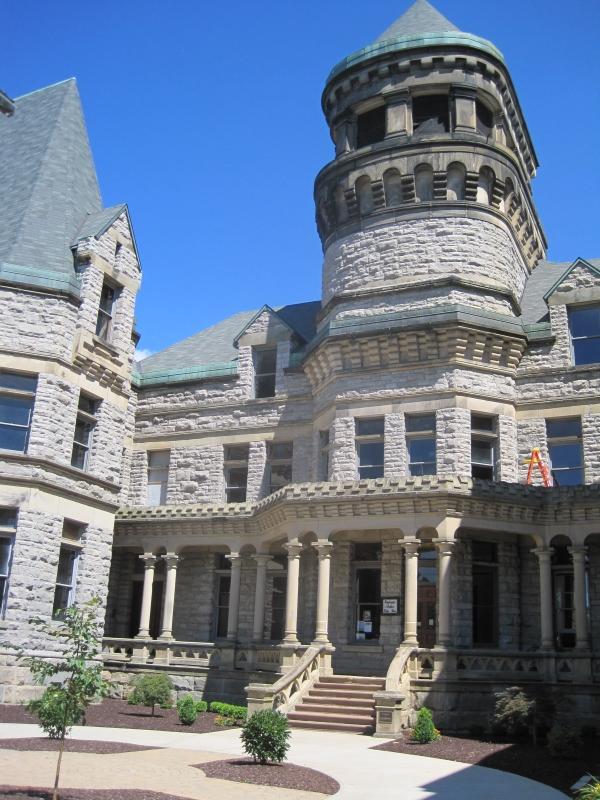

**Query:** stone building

left=2, top=1, right=600, bottom=732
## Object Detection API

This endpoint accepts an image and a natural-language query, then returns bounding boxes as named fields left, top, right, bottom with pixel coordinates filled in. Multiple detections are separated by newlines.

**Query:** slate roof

left=520, top=259, right=600, bottom=324
left=0, top=78, right=104, bottom=284
left=137, top=301, right=321, bottom=376
left=375, top=0, right=459, bottom=43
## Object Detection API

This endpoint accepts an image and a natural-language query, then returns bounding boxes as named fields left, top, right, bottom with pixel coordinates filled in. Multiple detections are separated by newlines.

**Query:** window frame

left=471, top=540, right=499, bottom=647
left=405, top=414, right=437, bottom=476
left=471, top=413, right=497, bottom=480
left=253, top=347, right=277, bottom=399
left=355, top=417, right=385, bottom=480
left=0, top=371, right=36, bottom=454
left=52, top=543, right=80, bottom=619
left=224, top=445, right=249, bottom=503
left=95, top=281, right=118, bottom=343
left=71, top=392, right=99, bottom=471
left=356, top=105, right=387, bottom=149
left=268, top=441, right=293, bottom=495
left=147, top=450, right=170, bottom=506
left=318, top=429, right=330, bottom=481
left=0, top=509, right=17, bottom=618
left=568, top=304, right=600, bottom=366
left=546, top=417, right=584, bottom=486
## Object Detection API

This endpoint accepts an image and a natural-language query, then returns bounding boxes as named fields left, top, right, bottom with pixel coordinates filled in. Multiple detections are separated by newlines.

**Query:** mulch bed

left=0, top=738, right=158, bottom=754
left=0, top=790, right=191, bottom=800
left=0, top=699, right=225, bottom=734
left=197, top=758, right=340, bottom=795
left=372, top=732, right=600, bottom=793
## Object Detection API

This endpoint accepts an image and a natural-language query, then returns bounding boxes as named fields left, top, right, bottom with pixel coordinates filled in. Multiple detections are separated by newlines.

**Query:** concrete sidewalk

left=0, top=722, right=568, bottom=800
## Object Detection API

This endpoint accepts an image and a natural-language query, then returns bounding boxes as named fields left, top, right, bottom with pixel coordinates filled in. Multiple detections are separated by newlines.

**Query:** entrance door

left=128, top=579, right=163, bottom=639
left=417, top=548, right=437, bottom=648
left=355, top=567, right=381, bottom=641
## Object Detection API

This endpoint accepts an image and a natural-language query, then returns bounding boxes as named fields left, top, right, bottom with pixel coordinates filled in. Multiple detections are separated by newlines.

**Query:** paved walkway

left=0, top=722, right=568, bottom=800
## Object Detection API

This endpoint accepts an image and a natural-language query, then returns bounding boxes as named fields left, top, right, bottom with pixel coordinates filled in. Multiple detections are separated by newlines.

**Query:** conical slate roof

left=375, top=0, right=459, bottom=43
left=0, top=78, right=102, bottom=278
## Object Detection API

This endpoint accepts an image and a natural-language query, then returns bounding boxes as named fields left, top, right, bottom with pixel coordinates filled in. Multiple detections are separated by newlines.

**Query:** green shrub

left=127, top=688, right=142, bottom=705
left=177, top=694, right=197, bottom=726
left=28, top=686, right=85, bottom=739
left=241, top=709, right=291, bottom=764
left=546, top=722, right=582, bottom=759
left=577, top=777, right=600, bottom=800
left=411, top=707, right=440, bottom=744
left=195, top=700, right=208, bottom=713
left=209, top=701, right=247, bottom=722
left=492, top=686, right=535, bottom=739
left=215, top=715, right=237, bottom=727
left=130, top=673, right=173, bottom=716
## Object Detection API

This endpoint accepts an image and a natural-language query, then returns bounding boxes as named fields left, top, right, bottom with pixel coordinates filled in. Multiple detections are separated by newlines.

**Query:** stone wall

left=436, top=407, right=471, bottom=478
left=28, top=374, right=79, bottom=463
left=0, top=288, right=77, bottom=362
left=329, top=418, right=356, bottom=481
left=166, top=446, right=224, bottom=504
left=172, top=551, right=217, bottom=642
left=384, top=414, right=406, bottom=478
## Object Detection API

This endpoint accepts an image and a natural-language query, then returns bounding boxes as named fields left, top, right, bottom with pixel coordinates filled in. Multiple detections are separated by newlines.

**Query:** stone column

left=400, top=538, right=419, bottom=645
left=385, top=90, right=409, bottom=138
left=451, top=86, right=477, bottom=134
left=226, top=553, right=243, bottom=641
left=434, top=539, right=456, bottom=648
left=137, top=554, right=157, bottom=638
left=252, top=554, right=270, bottom=641
left=159, top=553, right=179, bottom=639
left=533, top=547, right=554, bottom=650
left=570, top=545, right=589, bottom=650
left=283, top=543, right=302, bottom=644
left=312, top=541, right=334, bottom=644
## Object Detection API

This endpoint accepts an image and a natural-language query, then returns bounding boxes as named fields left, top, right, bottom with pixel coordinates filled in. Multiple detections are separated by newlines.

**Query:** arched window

left=500, top=177, right=514, bottom=214
left=476, top=166, right=495, bottom=204
left=414, top=164, right=433, bottom=202
left=334, top=185, right=348, bottom=223
left=383, top=169, right=403, bottom=207
left=355, top=175, right=374, bottom=215
left=446, top=162, right=466, bottom=201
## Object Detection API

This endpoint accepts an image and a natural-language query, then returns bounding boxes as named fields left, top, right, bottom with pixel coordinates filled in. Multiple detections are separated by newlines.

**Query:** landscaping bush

left=29, top=686, right=85, bottom=740
left=130, top=673, right=173, bottom=716
left=546, top=722, right=582, bottom=759
left=492, top=686, right=535, bottom=739
left=209, top=701, right=247, bottom=722
left=195, top=700, right=208, bottom=713
left=410, top=707, right=440, bottom=743
left=577, top=777, right=600, bottom=799
left=241, top=709, right=291, bottom=764
left=177, top=694, right=197, bottom=726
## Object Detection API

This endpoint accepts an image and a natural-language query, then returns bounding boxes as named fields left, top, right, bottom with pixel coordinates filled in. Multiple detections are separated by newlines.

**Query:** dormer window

left=412, top=94, right=449, bottom=134
left=356, top=106, right=386, bottom=148
left=568, top=305, right=600, bottom=365
left=253, top=348, right=277, bottom=398
left=96, top=281, right=117, bottom=342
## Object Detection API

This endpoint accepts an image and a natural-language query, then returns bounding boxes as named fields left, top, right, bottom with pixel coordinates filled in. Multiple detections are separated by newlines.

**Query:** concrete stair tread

left=310, top=688, right=377, bottom=697
left=319, top=675, right=384, bottom=684
left=289, top=709, right=374, bottom=722
left=288, top=719, right=374, bottom=733
left=301, top=702, right=375, bottom=713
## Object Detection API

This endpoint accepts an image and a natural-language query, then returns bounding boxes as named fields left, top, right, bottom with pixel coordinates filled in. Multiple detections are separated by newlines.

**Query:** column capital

left=568, top=545, right=588, bottom=559
left=313, top=541, right=334, bottom=558
left=433, top=538, right=456, bottom=556
left=162, top=553, right=180, bottom=569
left=252, top=553, right=272, bottom=567
left=139, top=553, right=158, bottom=568
left=399, top=537, right=420, bottom=556
left=532, top=546, right=554, bottom=562
left=226, top=552, right=243, bottom=568
left=283, top=542, right=303, bottom=559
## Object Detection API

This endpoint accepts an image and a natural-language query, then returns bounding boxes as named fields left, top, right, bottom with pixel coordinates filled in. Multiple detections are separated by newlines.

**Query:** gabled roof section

left=233, top=304, right=296, bottom=347
left=519, top=258, right=600, bottom=325
left=375, top=0, right=458, bottom=42
left=74, top=203, right=141, bottom=266
left=543, top=257, right=600, bottom=302
left=0, top=78, right=102, bottom=277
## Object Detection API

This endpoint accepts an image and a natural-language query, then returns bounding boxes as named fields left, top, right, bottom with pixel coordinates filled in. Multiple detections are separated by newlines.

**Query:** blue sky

left=4, top=0, right=599, bottom=356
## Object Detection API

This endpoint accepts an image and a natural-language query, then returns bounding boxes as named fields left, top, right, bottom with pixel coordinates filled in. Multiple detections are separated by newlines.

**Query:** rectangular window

left=406, top=414, right=436, bottom=476
left=224, top=445, right=249, bottom=502
left=356, top=106, right=386, bottom=148
left=356, top=418, right=384, bottom=479
left=147, top=450, right=170, bottom=505
left=95, top=282, right=117, bottom=342
left=215, top=571, right=230, bottom=638
left=71, top=393, right=99, bottom=471
left=0, top=371, right=36, bottom=453
left=412, top=94, right=450, bottom=134
left=253, top=348, right=277, bottom=398
left=569, top=305, right=600, bottom=365
left=270, top=575, right=286, bottom=640
left=0, top=509, right=17, bottom=617
left=546, top=417, right=584, bottom=486
left=318, top=429, right=330, bottom=481
left=53, top=545, right=79, bottom=618
left=268, top=442, right=293, bottom=494
left=472, top=541, right=498, bottom=647
left=471, top=413, right=497, bottom=480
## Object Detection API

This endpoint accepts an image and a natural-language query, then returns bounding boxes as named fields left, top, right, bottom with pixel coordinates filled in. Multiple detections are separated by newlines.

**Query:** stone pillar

left=434, top=539, right=456, bottom=648
left=451, top=86, right=477, bottom=134
left=252, top=554, right=270, bottom=641
left=137, top=554, right=157, bottom=638
left=283, top=543, right=302, bottom=644
left=159, top=553, right=179, bottom=639
left=312, top=541, right=334, bottom=644
left=570, top=545, right=589, bottom=650
left=533, top=547, right=554, bottom=650
left=385, top=90, right=409, bottom=138
left=226, top=553, right=243, bottom=641
left=400, top=538, right=419, bottom=645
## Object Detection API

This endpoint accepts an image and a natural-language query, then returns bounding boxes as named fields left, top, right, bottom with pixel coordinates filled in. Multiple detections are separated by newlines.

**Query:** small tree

left=492, top=686, right=536, bottom=742
left=20, top=596, right=109, bottom=800
left=411, top=707, right=441, bottom=743
left=241, top=709, right=291, bottom=764
left=177, top=694, right=198, bottom=726
left=131, top=672, right=173, bottom=716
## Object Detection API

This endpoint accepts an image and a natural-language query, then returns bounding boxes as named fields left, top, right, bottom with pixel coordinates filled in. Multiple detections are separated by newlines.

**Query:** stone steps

left=288, top=674, right=381, bottom=734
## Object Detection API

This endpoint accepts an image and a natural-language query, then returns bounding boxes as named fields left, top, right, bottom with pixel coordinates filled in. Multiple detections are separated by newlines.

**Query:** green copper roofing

left=327, top=0, right=504, bottom=83
left=132, top=361, right=238, bottom=388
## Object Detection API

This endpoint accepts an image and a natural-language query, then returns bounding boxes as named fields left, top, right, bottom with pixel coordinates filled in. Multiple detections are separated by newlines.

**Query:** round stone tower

left=314, top=0, right=546, bottom=328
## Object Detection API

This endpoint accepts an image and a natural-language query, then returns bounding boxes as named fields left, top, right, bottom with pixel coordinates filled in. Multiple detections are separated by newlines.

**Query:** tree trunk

left=52, top=737, right=65, bottom=800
